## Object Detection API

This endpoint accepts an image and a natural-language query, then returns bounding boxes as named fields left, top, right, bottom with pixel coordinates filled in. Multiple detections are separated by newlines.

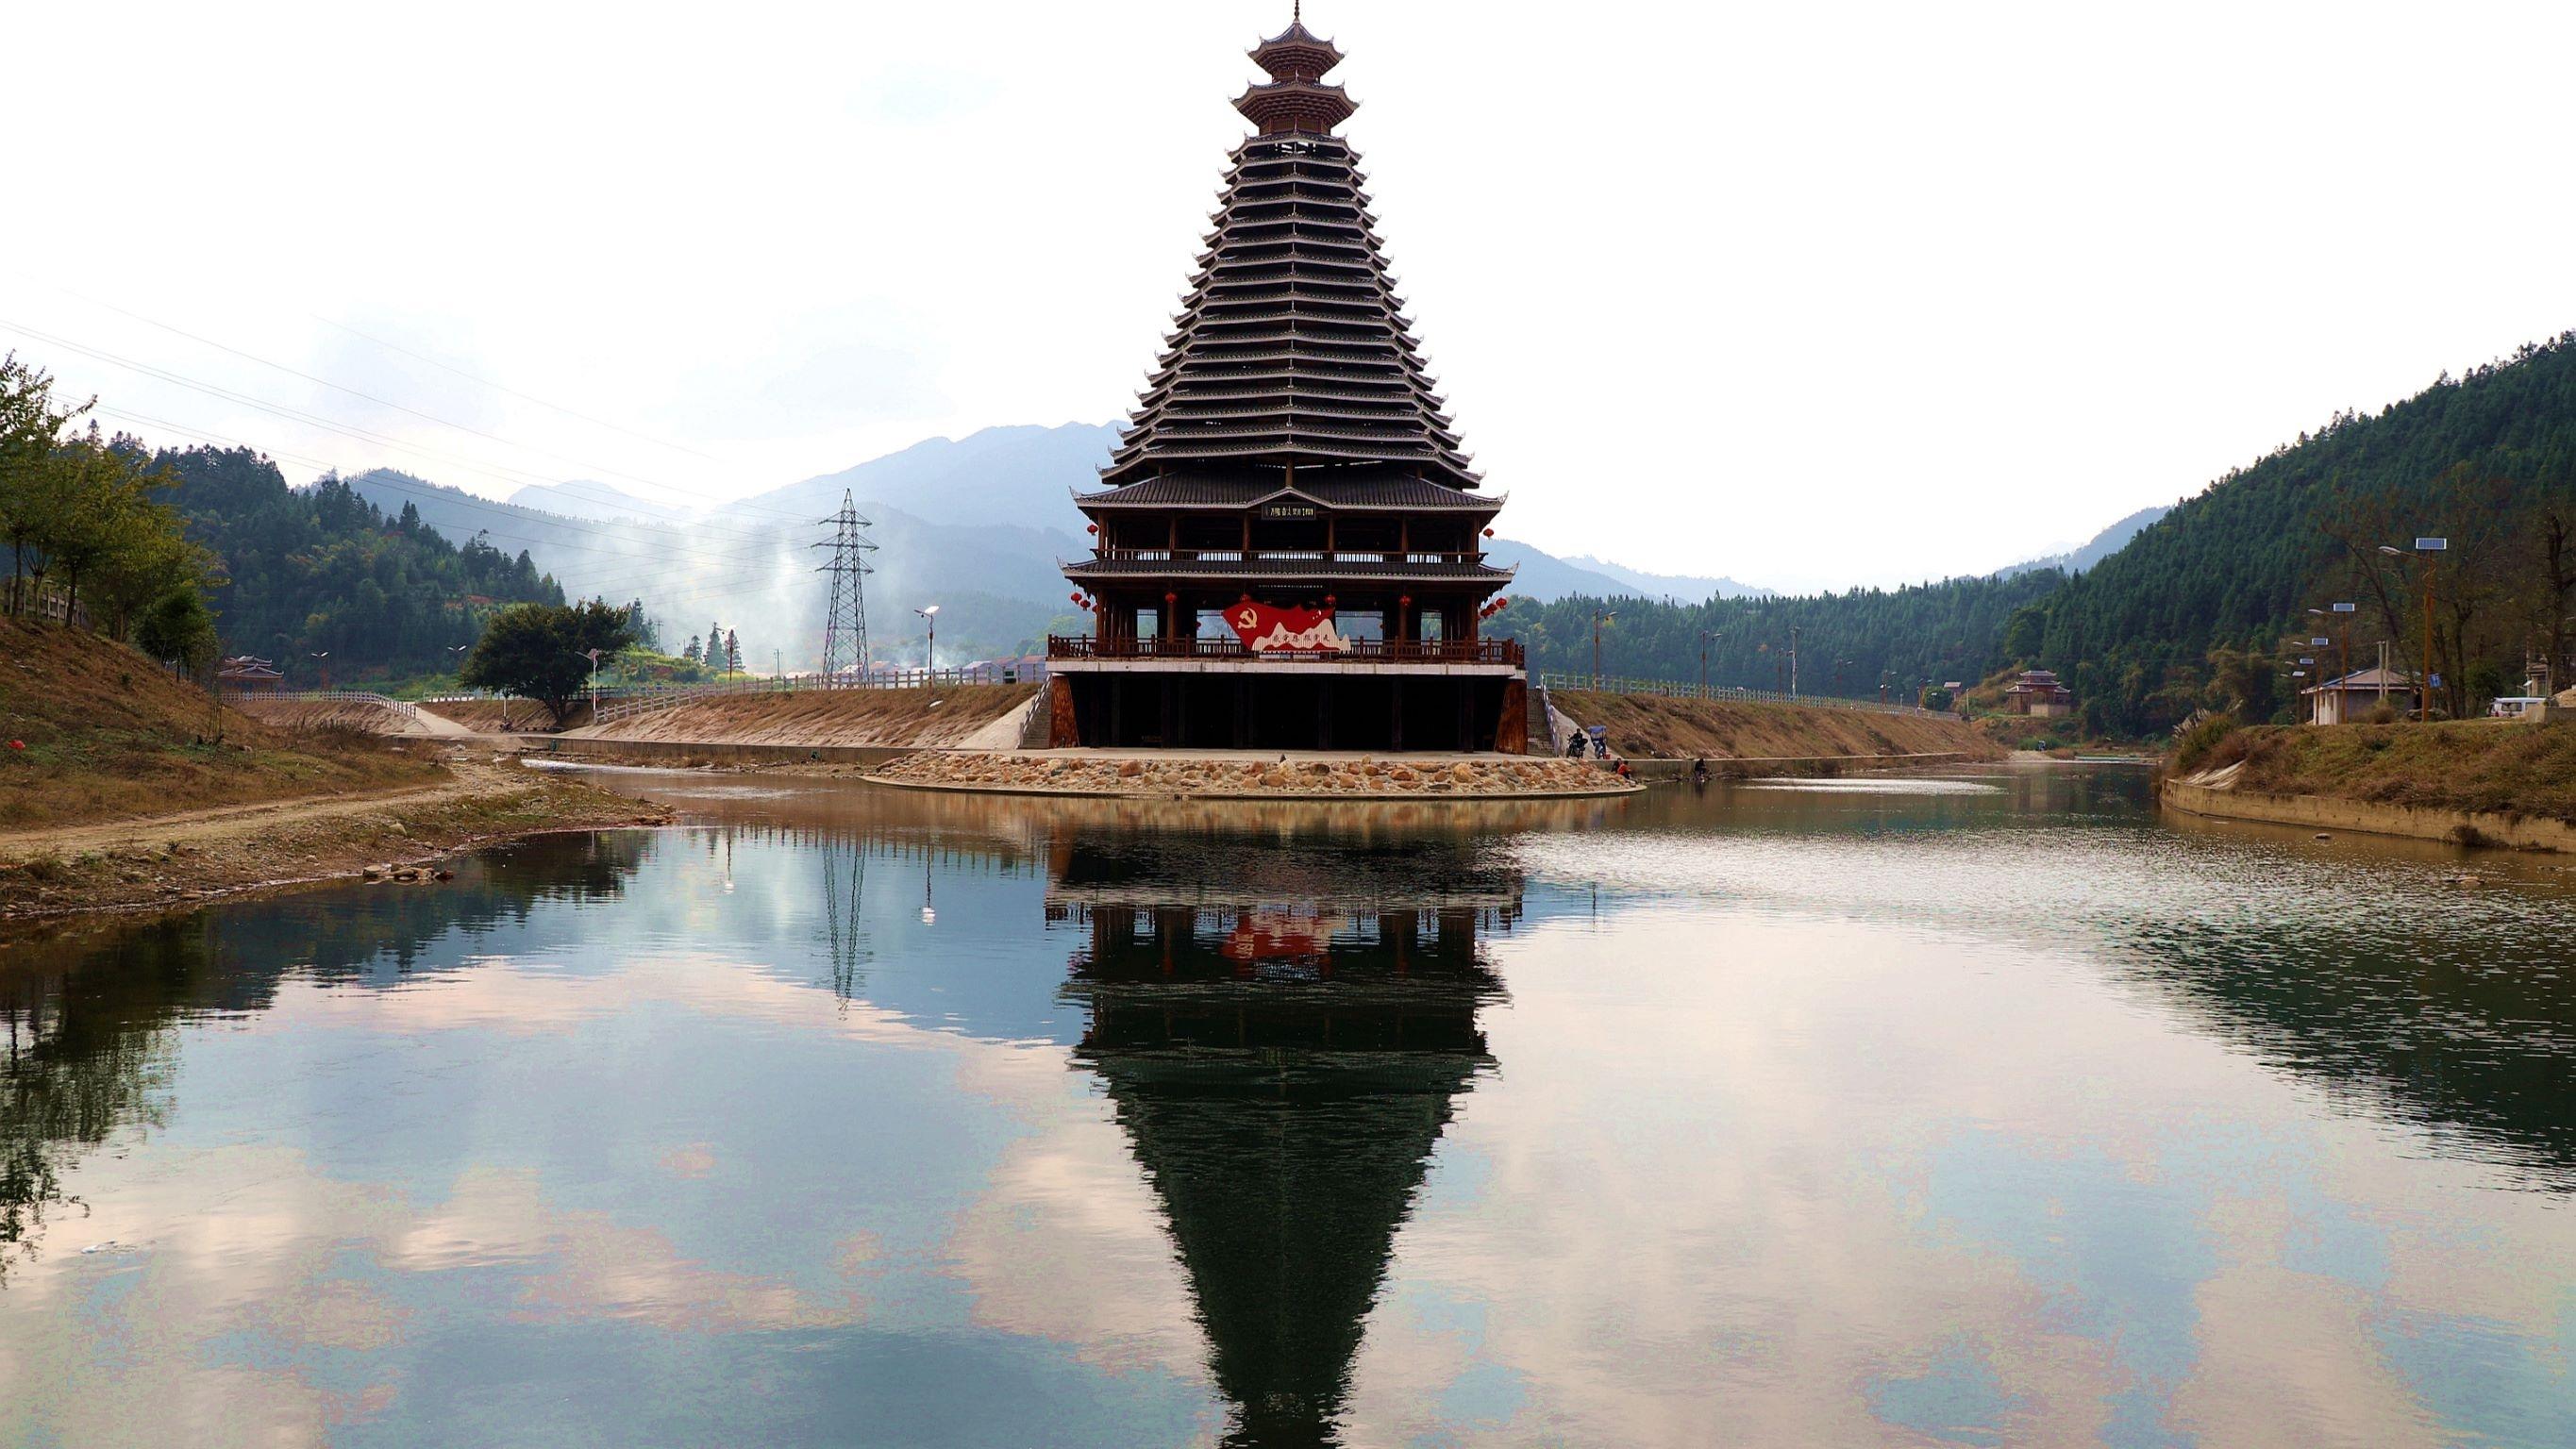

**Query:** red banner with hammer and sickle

left=1227, top=601, right=1349, bottom=653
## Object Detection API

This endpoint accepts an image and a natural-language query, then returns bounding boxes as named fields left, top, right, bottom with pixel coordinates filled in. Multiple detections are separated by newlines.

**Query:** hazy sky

left=8, top=2, right=2573, bottom=591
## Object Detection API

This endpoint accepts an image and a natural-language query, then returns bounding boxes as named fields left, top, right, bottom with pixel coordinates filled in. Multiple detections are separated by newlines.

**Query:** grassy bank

left=0, top=620, right=441, bottom=830
left=1550, top=691, right=2002, bottom=762
left=2183, top=719, right=2576, bottom=824
left=575, top=683, right=1035, bottom=747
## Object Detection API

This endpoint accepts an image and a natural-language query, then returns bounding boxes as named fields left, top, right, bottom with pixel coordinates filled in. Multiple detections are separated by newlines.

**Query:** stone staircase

left=1528, top=679, right=1563, bottom=757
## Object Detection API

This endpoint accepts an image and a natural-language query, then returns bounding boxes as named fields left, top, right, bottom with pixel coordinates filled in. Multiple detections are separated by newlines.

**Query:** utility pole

left=1698, top=629, right=1718, bottom=695
left=2422, top=560, right=2436, bottom=721
left=2380, top=539, right=2447, bottom=720
left=1789, top=625, right=1800, bottom=697
left=1591, top=608, right=1615, bottom=689
left=814, top=491, right=878, bottom=688
left=2312, top=604, right=2356, bottom=720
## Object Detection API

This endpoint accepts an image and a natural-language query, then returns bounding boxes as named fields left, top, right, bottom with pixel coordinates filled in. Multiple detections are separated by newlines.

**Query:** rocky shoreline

left=867, top=751, right=1639, bottom=799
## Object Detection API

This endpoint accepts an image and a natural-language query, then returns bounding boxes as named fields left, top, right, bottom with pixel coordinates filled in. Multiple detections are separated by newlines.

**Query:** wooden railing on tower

left=1047, top=635, right=1522, bottom=666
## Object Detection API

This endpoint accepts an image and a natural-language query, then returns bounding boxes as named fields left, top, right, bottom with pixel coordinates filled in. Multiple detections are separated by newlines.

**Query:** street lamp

left=1697, top=629, right=1720, bottom=695
left=573, top=647, right=604, bottom=716
left=309, top=651, right=330, bottom=691
left=2379, top=540, right=2448, bottom=720
left=915, top=605, right=940, bottom=692
left=1591, top=608, right=1615, bottom=689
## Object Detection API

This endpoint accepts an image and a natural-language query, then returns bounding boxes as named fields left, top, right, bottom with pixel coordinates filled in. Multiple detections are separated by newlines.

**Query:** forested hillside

left=1495, top=571, right=2066, bottom=701
left=157, top=447, right=564, bottom=679
left=2030, top=334, right=2576, bottom=734
left=1504, top=335, right=2576, bottom=734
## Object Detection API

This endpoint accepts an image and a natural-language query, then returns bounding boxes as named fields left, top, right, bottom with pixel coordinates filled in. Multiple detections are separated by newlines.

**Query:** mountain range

left=1991, top=506, right=2173, bottom=579
left=342, top=420, right=2165, bottom=666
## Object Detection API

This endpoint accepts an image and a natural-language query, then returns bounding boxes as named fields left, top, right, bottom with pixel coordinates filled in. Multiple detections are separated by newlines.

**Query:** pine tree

left=682, top=635, right=702, bottom=665
left=724, top=628, right=741, bottom=675
left=706, top=620, right=723, bottom=675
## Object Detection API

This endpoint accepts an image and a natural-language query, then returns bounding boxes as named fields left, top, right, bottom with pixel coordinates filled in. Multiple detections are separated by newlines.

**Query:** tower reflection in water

left=1047, top=834, right=1518, bottom=1446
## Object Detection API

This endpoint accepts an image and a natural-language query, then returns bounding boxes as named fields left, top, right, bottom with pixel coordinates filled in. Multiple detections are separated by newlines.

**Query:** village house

left=2001, top=669, right=2073, bottom=718
left=214, top=655, right=284, bottom=694
left=2302, top=666, right=2420, bottom=724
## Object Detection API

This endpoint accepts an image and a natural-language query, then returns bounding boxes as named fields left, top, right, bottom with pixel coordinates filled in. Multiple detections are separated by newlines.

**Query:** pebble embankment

left=871, top=752, right=1637, bottom=799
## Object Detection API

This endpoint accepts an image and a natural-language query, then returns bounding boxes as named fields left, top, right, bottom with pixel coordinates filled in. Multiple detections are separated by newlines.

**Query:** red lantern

left=1163, top=591, right=1178, bottom=606
left=1483, top=527, right=1496, bottom=539
left=1086, top=523, right=1098, bottom=534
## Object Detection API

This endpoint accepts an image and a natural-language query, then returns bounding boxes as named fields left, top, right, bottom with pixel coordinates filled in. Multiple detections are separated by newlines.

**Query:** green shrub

left=2173, top=713, right=2240, bottom=774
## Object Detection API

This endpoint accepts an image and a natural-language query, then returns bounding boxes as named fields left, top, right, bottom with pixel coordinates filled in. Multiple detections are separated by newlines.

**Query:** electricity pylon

left=822, top=839, right=869, bottom=1005
left=814, top=490, right=878, bottom=686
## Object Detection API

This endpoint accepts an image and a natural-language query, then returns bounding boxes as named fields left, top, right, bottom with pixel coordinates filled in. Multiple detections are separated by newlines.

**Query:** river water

left=2, top=764, right=2571, bottom=1447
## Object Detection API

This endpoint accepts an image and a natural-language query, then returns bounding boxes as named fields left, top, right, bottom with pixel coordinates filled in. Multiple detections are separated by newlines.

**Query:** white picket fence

left=236, top=689, right=423, bottom=725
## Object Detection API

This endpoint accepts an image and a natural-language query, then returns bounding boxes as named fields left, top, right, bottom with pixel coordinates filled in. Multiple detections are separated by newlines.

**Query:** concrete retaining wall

left=2163, top=779, right=2576, bottom=852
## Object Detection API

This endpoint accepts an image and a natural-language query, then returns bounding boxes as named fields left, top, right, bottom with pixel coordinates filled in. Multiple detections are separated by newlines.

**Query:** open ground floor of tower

left=1049, top=670, right=1528, bottom=753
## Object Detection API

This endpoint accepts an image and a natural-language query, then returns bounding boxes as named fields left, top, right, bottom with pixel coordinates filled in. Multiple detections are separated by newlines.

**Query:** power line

left=307, top=312, right=716, bottom=460
left=6, top=309, right=843, bottom=528
left=8, top=318, right=593, bottom=495
left=96, top=408, right=796, bottom=609
left=56, top=287, right=685, bottom=491
left=20, top=314, right=928, bottom=625
left=92, top=407, right=825, bottom=613
left=44, top=284, right=792, bottom=513
left=93, top=404, right=808, bottom=572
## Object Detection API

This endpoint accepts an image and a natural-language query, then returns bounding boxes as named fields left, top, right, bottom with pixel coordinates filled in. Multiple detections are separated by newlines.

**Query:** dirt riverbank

left=1548, top=691, right=2003, bottom=763
left=0, top=753, right=671, bottom=920
left=568, top=684, right=1035, bottom=747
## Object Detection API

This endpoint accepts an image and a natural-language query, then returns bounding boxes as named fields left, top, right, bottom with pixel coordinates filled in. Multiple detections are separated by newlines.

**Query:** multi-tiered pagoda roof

left=1045, top=13, right=1527, bottom=753
left=1089, top=17, right=1479, bottom=499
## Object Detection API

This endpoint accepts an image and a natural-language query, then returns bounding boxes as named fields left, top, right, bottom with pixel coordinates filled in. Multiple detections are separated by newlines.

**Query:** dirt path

left=0, top=772, right=484, bottom=864
left=0, top=754, right=671, bottom=920
left=402, top=709, right=478, bottom=740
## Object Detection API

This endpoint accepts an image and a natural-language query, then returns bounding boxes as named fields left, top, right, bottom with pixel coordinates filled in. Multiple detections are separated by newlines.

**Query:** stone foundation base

left=868, top=752, right=1639, bottom=799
